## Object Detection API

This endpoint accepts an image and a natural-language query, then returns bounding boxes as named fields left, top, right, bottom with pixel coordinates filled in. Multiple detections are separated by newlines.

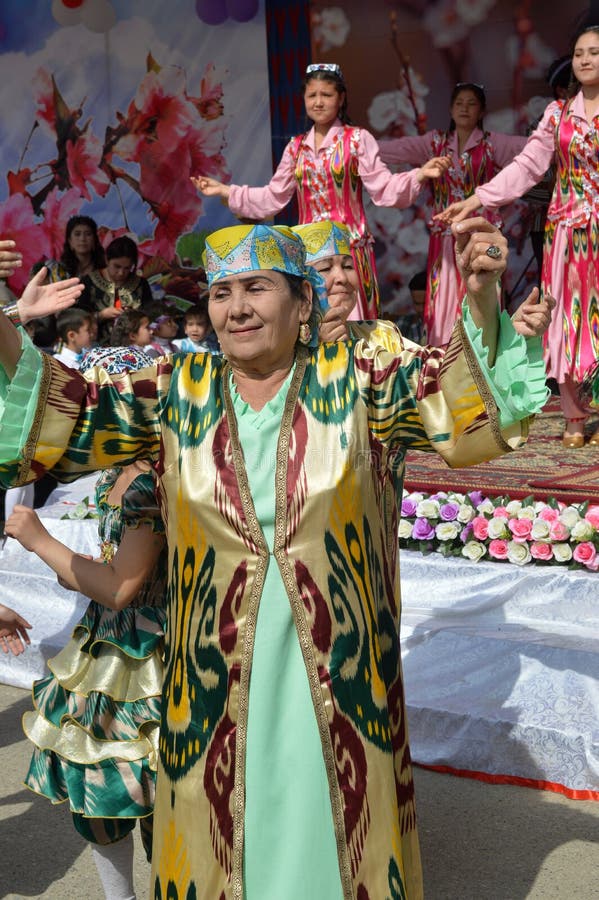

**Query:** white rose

left=476, top=499, right=495, bottom=515
left=461, top=540, right=487, bottom=562
left=449, top=492, right=466, bottom=504
left=530, top=519, right=551, bottom=541
left=416, top=499, right=440, bottom=519
left=571, top=520, right=594, bottom=541
left=560, top=507, right=581, bottom=528
left=404, top=491, right=423, bottom=503
left=457, top=504, right=475, bottom=523
left=553, top=543, right=573, bottom=563
left=507, top=540, right=532, bottom=565
left=398, top=520, right=413, bottom=540
left=487, top=517, right=509, bottom=539
left=435, top=522, right=460, bottom=541
left=505, top=500, right=522, bottom=516
left=518, top=506, right=536, bottom=521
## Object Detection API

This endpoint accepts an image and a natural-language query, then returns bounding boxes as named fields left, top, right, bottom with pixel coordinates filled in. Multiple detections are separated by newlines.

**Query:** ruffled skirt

left=22, top=600, right=165, bottom=846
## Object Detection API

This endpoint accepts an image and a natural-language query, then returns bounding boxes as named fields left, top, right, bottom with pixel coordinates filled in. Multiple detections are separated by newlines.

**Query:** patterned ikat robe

left=2, top=322, right=530, bottom=899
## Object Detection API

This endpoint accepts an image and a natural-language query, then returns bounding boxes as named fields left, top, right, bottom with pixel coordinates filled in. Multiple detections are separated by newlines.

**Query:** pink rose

left=549, top=521, right=570, bottom=542
left=492, top=506, right=509, bottom=518
left=471, top=516, right=489, bottom=541
left=584, top=506, right=599, bottom=529
left=508, top=517, right=533, bottom=542
left=488, top=539, right=509, bottom=559
left=530, top=541, right=553, bottom=561
left=572, top=542, right=597, bottom=567
left=538, top=506, right=560, bottom=523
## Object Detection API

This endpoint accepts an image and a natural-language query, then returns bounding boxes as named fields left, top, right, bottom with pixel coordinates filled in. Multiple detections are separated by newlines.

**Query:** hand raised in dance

left=318, top=306, right=350, bottom=343
left=511, top=287, right=555, bottom=338
left=416, top=155, right=452, bottom=183
left=435, top=193, right=482, bottom=224
left=17, top=268, right=84, bottom=325
left=0, top=240, right=23, bottom=280
left=191, top=175, right=231, bottom=201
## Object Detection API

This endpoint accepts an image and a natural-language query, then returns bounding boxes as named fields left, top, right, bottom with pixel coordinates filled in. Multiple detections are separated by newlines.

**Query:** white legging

left=91, top=833, right=136, bottom=900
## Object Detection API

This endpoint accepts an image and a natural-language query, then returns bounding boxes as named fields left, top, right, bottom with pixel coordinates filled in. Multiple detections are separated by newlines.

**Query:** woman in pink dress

left=379, top=83, right=526, bottom=345
left=439, top=28, right=599, bottom=448
left=193, top=63, right=449, bottom=319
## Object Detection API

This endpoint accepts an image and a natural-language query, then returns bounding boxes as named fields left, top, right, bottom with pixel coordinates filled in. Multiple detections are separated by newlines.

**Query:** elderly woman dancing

left=0, top=219, right=547, bottom=900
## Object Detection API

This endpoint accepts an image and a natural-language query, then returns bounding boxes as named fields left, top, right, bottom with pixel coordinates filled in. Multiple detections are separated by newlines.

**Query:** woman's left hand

left=17, top=268, right=84, bottom=325
left=453, top=218, right=507, bottom=300
left=417, top=155, right=451, bottom=182
left=511, top=287, right=556, bottom=338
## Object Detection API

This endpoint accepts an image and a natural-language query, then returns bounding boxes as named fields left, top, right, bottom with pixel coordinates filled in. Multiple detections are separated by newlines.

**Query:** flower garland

left=399, top=490, right=599, bottom=571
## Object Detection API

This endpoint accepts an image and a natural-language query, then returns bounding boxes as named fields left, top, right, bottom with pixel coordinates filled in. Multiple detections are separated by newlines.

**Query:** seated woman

left=0, top=219, right=548, bottom=900
left=78, top=235, right=153, bottom=345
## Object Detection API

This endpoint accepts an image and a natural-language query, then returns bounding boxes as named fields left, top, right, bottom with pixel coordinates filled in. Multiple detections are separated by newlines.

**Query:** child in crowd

left=53, top=308, right=93, bottom=369
left=174, top=302, right=220, bottom=354
left=110, top=308, right=153, bottom=349
left=146, top=311, right=179, bottom=357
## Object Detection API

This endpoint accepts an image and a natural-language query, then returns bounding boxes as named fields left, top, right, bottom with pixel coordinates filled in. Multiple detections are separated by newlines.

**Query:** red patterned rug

left=404, top=397, right=599, bottom=504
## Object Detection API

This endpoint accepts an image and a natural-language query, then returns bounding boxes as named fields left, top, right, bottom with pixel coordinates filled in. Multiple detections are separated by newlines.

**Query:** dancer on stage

left=5, top=347, right=166, bottom=900
left=379, top=83, right=526, bottom=345
left=193, top=63, right=450, bottom=319
left=439, top=27, right=599, bottom=448
left=0, top=219, right=548, bottom=900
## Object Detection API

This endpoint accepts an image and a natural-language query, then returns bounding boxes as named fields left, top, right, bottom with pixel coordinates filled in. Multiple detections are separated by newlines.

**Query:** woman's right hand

left=318, top=307, right=350, bottom=342
left=435, top=194, right=482, bottom=224
left=191, top=176, right=231, bottom=201
left=5, top=505, right=50, bottom=553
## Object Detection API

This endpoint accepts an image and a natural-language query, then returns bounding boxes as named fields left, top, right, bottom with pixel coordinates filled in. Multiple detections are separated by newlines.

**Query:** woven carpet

left=404, top=397, right=599, bottom=504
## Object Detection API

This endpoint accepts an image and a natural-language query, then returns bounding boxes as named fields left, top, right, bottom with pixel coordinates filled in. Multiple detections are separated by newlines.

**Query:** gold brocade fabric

left=10, top=323, right=528, bottom=899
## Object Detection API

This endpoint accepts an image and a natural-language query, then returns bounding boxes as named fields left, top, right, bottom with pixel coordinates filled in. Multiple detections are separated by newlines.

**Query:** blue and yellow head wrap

left=290, top=221, right=352, bottom=263
left=203, top=224, right=328, bottom=346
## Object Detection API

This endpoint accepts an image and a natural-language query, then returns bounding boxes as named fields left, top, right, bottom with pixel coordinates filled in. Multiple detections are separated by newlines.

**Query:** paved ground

left=0, top=683, right=598, bottom=899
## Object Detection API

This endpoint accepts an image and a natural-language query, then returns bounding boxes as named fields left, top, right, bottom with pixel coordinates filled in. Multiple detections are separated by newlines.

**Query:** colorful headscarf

left=203, top=224, right=328, bottom=345
left=291, top=221, right=352, bottom=263
left=79, top=345, right=154, bottom=375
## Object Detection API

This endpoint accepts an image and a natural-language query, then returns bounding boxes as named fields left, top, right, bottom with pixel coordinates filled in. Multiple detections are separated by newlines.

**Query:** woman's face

left=304, top=78, right=344, bottom=128
left=68, top=224, right=95, bottom=259
left=450, top=89, right=483, bottom=132
left=572, top=31, right=599, bottom=87
left=209, top=270, right=312, bottom=372
left=106, top=255, right=135, bottom=286
left=312, top=254, right=358, bottom=319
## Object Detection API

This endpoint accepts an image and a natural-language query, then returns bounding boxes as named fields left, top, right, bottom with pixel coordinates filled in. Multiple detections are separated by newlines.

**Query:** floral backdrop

left=310, top=0, right=592, bottom=315
left=0, top=0, right=271, bottom=293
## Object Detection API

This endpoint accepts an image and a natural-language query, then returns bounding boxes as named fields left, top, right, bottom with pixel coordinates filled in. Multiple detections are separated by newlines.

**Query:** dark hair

left=184, top=302, right=209, bottom=321
left=56, top=307, right=92, bottom=342
left=106, top=235, right=139, bottom=266
left=568, top=25, right=599, bottom=96
left=547, top=56, right=572, bottom=95
left=60, top=216, right=105, bottom=274
left=302, top=69, right=351, bottom=125
left=448, top=83, right=486, bottom=132
left=110, top=308, right=150, bottom=347
left=408, top=271, right=427, bottom=292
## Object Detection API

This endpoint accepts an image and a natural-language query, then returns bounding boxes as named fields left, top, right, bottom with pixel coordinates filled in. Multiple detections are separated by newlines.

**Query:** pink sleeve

left=378, top=132, right=433, bottom=167
left=476, top=104, right=558, bottom=208
left=228, top=143, right=297, bottom=219
left=358, top=129, right=422, bottom=208
left=489, top=132, right=529, bottom=168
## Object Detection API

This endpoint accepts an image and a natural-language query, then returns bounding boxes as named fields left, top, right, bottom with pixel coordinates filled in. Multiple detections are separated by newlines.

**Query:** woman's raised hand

left=453, top=217, right=507, bottom=300
left=0, top=240, right=23, bottom=280
left=511, top=287, right=555, bottom=338
left=318, top=307, right=350, bottom=342
left=417, top=155, right=451, bottom=183
left=436, top=193, right=482, bottom=224
left=17, top=268, right=84, bottom=324
left=191, top=176, right=231, bottom=201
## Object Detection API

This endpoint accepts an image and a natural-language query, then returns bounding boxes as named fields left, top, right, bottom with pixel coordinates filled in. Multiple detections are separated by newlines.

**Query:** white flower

left=505, top=500, right=523, bottom=516
left=487, top=517, right=509, bottom=539
left=367, top=90, right=414, bottom=133
left=449, top=492, right=466, bottom=503
left=530, top=518, right=551, bottom=540
left=435, top=521, right=461, bottom=541
left=416, top=499, right=440, bottom=519
left=476, top=499, right=495, bottom=514
left=506, top=32, right=554, bottom=78
left=457, top=504, right=475, bottom=523
left=560, top=507, right=582, bottom=528
left=424, top=0, right=469, bottom=47
left=311, top=7, right=350, bottom=52
left=518, top=506, right=536, bottom=521
left=398, top=519, right=414, bottom=540
left=457, top=0, right=496, bottom=26
left=553, top=543, right=573, bottom=563
left=571, top=520, right=594, bottom=542
left=462, top=540, right=487, bottom=561
left=507, top=540, right=532, bottom=565
left=404, top=490, right=424, bottom=502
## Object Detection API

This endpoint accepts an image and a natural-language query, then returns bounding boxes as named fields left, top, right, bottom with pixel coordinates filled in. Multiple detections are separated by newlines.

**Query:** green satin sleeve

left=462, top=301, right=549, bottom=428
left=0, top=329, right=44, bottom=463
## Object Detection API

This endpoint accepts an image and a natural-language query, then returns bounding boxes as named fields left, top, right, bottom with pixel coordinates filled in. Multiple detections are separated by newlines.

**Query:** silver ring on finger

left=486, top=244, right=502, bottom=260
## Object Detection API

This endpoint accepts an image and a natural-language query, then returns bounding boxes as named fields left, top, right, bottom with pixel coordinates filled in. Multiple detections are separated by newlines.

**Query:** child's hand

left=0, top=603, right=32, bottom=655
left=5, top=505, right=49, bottom=553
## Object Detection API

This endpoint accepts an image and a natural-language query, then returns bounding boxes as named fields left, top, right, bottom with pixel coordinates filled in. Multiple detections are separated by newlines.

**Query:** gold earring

left=298, top=322, right=312, bottom=345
